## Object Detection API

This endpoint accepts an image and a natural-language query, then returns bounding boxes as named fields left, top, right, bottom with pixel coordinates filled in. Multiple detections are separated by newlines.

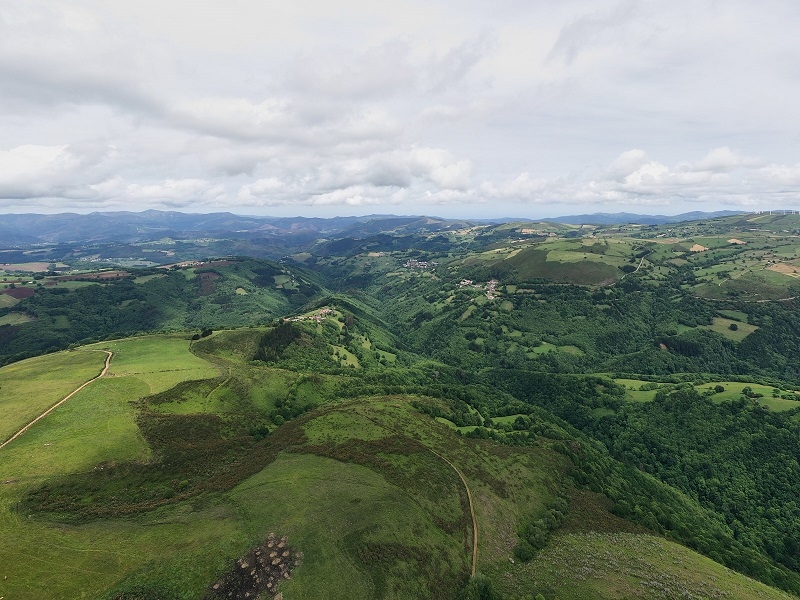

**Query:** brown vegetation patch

left=53, top=270, right=130, bottom=281
left=728, top=238, right=747, bottom=245
left=197, top=271, right=221, bottom=295
left=1, top=262, right=54, bottom=272
left=689, top=244, right=708, bottom=252
left=560, top=489, right=650, bottom=535
left=2, top=286, right=35, bottom=299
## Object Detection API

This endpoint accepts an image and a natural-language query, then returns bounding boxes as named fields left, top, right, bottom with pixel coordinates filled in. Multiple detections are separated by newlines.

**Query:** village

left=459, top=278, right=500, bottom=300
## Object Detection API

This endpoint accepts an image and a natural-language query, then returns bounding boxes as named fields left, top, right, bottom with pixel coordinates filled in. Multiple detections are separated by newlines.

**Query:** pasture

left=0, top=293, right=20, bottom=308
left=0, top=350, right=108, bottom=442
left=699, top=317, right=759, bottom=342
left=0, top=312, right=34, bottom=325
left=0, top=336, right=219, bottom=600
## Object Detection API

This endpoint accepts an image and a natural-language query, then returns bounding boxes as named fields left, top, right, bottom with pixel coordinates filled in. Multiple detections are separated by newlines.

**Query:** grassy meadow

left=0, top=336, right=219, bottom=600
left=0, top=350, right=108, bottom=442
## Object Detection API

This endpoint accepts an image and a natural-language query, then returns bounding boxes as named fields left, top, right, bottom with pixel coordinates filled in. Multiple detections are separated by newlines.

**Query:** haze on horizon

left=1, top=0, right=800, bottom=220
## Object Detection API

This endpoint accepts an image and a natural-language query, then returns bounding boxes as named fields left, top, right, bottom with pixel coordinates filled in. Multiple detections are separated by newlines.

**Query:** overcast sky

left=2, top=0, right=800, bottom=219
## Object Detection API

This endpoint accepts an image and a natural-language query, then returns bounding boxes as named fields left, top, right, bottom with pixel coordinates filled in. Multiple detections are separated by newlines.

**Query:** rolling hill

left=3, top=211, right=800, bottom=599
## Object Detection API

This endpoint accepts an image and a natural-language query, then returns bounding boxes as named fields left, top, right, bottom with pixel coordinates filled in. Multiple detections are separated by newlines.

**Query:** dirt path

left=427, top=447, right=479, bottom=577
left=0, top=350, right=113, bottom=450
left=358, top=408, right=480, bottom=577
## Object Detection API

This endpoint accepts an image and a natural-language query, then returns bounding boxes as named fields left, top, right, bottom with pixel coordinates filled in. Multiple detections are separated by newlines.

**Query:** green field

left=613, top=378, right=662, bottom=402
left=0, top=293, right=20, bottom=308
left=699, top=317, right=759, bottom=341
left=0, top=338, right=220, bottom=599
left=0, top=312, right=34, bottom=325
left=2, top=325, right=800, bottom=598
left=0, top=350, right=109, bottom=442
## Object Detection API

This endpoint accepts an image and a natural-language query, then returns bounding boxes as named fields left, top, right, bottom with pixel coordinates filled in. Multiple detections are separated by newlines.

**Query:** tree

left=729, top=323, right=739, bottom=331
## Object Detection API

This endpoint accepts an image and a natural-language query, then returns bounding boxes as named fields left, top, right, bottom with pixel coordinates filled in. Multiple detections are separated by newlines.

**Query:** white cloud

left=691, top=147, right=762, bottom=172
left=0, top=144, right=81, bottom=197
left=2, top=1, right=800, bottom=216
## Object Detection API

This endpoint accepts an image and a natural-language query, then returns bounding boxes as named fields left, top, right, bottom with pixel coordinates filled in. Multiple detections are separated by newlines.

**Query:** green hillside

left=3, top=213, right=800, bottom=598
left=0, top=329, right=796, bottom=599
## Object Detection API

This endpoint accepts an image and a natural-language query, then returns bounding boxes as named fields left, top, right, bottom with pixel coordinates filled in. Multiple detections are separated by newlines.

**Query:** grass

left=504, top=248, right=621, bottom=285
left=0, top=312, right=34, bottom=325
left=530, top=342, right=558, bottom=355
left=115, top=398, right=477, bottom=599
left=230, top=452, right=465, bottom=600
left=506, top=532, right=796, bottom=600
left=133, top=273, right=166, bottom=284
left=613, top=378, right=661, bottom=402
left=0, top=339, right=223, bottom=600
left=0, top=350, right=109, bottom=442
left=491, top=414, right=528, bottom=426
left=699, top=317, right=758, bottom=342
left=331, top=345, right=360, bottom=368
left=91, top=335, right=219, bottom=395
left=0, top=293, right=20, bottom=308
left=718, top=309, right=749, bottom=322
left=3, top=325, right=799, bottom=599
left=696, top=382, right=800, bottom=412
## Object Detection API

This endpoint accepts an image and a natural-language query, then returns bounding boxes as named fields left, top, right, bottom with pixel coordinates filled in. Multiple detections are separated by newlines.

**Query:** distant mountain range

left=0, top=211, right=470, bottom=246
left=548, top=210, right=746, bottom=225
left=0, top=209, right=748, bottom=246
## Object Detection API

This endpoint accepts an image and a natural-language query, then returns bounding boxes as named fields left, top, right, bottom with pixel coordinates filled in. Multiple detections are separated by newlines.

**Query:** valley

left=2, top=211, right=800, bottom=599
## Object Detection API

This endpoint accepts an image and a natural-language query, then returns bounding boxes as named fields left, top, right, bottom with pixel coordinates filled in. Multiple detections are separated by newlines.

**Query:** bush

left=459, top=574, right=501, bottom=600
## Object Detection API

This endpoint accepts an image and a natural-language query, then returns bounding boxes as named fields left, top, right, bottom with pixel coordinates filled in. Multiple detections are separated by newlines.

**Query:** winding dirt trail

left=0, top=350, right=113, bottom=450
left=358, top=407, right=479, bottom=577
left=427, top=446, right=479, bottom=577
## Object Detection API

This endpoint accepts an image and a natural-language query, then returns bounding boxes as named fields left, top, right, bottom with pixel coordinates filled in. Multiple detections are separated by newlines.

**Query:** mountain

left=0, top=210, right=757, bottom=247
left=550, top=210, right=746, bottom=225
left=0, top=211, right=465, bottom=246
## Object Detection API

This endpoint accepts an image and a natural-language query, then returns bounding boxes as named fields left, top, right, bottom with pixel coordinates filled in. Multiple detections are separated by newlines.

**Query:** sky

left=1, top=0, right=800, bottom=219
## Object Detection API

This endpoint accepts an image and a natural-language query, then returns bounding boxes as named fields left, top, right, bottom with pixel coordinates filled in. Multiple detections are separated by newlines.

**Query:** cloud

left=473, top=147, right=800, bottom=210
left=758, top=163, right=800, bottom=187
left=80, top=177, right=225, bottom=209
left=548, top=0, right=643, bottom=65
left=480, top=172, right=550, bottom=200
left=0, top=145, right=82, bottom=198
left=3, top=1, right=800, bottom=216
left=691, top=147, right=762, bottom=172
